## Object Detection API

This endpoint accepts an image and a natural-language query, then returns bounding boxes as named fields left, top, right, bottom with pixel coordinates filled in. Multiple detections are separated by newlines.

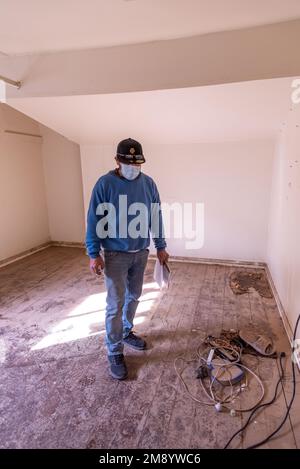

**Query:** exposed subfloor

left=0, top=247, right=299, bottom=449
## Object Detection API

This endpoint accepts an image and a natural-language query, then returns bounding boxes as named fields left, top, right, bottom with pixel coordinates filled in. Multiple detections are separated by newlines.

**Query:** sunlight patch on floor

left=31, top=282, right=161, bottom=350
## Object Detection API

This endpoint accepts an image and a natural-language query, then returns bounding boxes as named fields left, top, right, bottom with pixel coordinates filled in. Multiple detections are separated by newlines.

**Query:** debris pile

left=229, top=270, right=273, bottom=298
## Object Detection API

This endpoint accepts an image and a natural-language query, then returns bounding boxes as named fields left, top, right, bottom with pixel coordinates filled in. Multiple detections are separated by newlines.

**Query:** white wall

left=0, top=104, right=49, bottom=261
left=81, top=140, right=274, bottom=262
left=39, top=124, right=85, bottom=243
left=268, top=104, right=300, bottom=337
left=0, top=104, right=85, bottom=263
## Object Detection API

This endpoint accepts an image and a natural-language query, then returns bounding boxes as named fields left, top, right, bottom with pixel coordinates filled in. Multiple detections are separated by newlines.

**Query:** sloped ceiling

left=1, top=0, right=300, bottom=55
left=7, top=77, right=294, bottom=144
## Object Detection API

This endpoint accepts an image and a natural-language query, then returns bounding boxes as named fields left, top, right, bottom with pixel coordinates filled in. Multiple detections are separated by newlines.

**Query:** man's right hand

left=89, top=256, right=105, bottom=276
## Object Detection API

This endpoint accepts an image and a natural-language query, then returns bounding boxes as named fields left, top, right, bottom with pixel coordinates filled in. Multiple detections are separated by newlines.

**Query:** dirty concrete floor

left=0, top=247, right=299, bottom=449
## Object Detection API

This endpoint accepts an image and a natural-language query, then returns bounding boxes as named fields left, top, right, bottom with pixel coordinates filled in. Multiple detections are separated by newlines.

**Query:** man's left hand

left=157, top=249, right=169, bottom=265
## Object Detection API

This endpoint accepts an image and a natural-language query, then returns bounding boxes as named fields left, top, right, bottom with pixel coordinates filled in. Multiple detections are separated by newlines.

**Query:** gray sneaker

left=108, top=354, right=128, bottom=380
left=123, top=332, right=147, bottom=350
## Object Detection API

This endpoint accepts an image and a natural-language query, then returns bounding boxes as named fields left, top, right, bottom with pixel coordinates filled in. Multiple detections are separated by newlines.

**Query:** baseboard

left=0, top=242, right=51, bottom=268
left=265, top=264, right=300, bottom=369
left=264, top=265, right=293, bottom=340
left=51, top=241, right=85, bottom=249
left=0, top=241, right=84, bottom=268
left=1, top=241, right=266, bottom=270
left=148, top=254, right=266, bottom=268
left=50, top=243, right=266, bottom=268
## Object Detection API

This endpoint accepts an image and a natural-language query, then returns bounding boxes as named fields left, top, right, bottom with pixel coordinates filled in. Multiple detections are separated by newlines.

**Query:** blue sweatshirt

left=86, top=170, right=167, bottom=258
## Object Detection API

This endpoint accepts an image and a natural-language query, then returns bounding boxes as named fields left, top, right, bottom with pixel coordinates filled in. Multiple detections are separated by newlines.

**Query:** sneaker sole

left=123, top=341, right=146, bottom=351
left=109, top=370, right=128, bottom=380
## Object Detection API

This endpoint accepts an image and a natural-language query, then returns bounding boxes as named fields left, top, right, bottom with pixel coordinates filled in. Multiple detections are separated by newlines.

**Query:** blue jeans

left=103, top=249, right=149, bottom=356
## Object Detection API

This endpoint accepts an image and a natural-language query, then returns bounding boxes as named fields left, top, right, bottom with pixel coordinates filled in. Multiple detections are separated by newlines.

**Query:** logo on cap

left=129, top=147, right=136, bottom=155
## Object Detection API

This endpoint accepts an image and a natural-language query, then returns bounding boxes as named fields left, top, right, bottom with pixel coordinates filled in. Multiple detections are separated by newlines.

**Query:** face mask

left=120, top=162, right=141, bottom=180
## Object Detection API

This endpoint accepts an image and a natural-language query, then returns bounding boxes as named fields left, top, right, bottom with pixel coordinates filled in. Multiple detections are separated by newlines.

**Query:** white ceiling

left=7, top=78, right=294, bottom=144
left=1, top=0, right=300, bottom=55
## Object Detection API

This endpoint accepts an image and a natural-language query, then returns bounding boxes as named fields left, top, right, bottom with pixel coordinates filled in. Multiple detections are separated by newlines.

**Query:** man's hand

left=89, top=256, right=105, bottom=276
left=157, top=249, right=169, bottom=265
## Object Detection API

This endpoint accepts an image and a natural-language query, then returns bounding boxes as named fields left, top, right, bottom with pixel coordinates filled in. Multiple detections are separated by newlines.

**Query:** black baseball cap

left=116, top=138, right=146, bottom=164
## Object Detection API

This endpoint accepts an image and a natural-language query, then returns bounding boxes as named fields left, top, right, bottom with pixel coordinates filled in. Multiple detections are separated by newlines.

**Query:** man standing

left=86, top=138, right=169, bottom=380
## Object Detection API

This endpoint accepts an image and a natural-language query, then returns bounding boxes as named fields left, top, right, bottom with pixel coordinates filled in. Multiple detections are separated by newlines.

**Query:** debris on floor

left=173, top=323, right=296, bottom=449
left=206, top=329, right=277, bottom=358
left=175, top=327, right=277, bottom=417
left=229, top=270, right=273, bottom=298
left=210, top=358, right=245, bottom=386
left=239, top=327, right=276, bottom=357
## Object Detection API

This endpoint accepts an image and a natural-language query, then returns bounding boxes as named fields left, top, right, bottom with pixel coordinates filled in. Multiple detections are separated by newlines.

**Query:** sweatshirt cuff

left=87, top=250, right=101, bottom=259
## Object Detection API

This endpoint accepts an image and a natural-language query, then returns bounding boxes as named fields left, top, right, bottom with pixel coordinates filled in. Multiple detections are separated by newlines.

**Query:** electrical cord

left=174, top=344, right=243, bottom=407
left=174, top=356, right=216, bottom=406
left=197, top=343, right=265, bottom=411
left=174, top=341, right=265, bottom=411
left=224, top=352, right=285, bottom=448
left=224, top=313, right=300, bottom=449
left=201, top=361, right=265, bottom=412
left=245, top=314, right=300, bottom=449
